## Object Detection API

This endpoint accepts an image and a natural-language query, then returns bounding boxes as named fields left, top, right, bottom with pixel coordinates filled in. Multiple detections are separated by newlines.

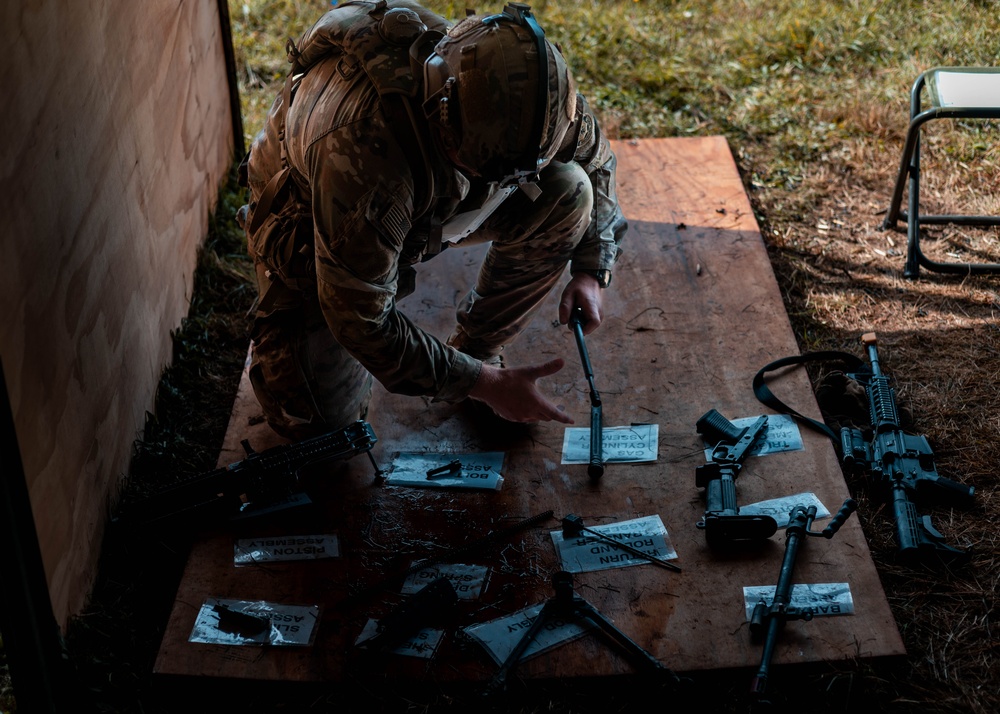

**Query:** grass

left=7, top=1, right=995, bottom=712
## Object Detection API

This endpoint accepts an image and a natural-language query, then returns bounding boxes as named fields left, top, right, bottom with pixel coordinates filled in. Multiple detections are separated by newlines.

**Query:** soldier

left=239, top=1, right=626, bottom=439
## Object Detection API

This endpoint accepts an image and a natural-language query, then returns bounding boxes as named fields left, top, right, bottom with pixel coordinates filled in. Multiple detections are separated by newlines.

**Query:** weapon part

left=486, top=570, right=680, bottom=694
left=841, top=333, right=973, bottom=566
left=561, top=514, right=680, bottom=572
left=112, top=420, right=380, bottom=534
left=695, top=410, right=777, bottom=547
left=568, top=307, right=604, bottom=479
left=354, top=577, right=458, bottom=655
left=749, top=499, right=857, bottom=703
left=337, top=510, right=556, bottom=611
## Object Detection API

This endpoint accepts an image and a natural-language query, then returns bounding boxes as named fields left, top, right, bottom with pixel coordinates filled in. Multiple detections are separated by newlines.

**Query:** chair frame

left=882, top=67, right=1000, bottom=278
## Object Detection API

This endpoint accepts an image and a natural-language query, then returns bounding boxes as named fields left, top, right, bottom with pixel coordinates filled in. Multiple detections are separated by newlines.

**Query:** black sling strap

left=752, top=350, right=865, bottom=444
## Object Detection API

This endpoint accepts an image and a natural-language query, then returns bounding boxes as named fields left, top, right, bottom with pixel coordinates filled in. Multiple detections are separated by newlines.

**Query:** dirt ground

left=741, top=123, right=1000, bottom=713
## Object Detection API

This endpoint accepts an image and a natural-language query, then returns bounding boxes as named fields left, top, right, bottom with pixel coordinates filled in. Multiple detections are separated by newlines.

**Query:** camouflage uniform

left=241, top=1, right=626, bottom=439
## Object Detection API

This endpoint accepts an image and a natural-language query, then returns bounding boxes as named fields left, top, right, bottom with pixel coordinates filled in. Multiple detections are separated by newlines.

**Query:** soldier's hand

left=558, top=273, right=604, bottom=334
left=468, top=358, right=574, bottom=424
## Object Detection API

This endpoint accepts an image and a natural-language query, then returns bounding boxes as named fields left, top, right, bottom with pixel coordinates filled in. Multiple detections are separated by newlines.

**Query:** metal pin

left=562, top=514, right=681, bottom=573
left=426, top=459, right=462, bottom=479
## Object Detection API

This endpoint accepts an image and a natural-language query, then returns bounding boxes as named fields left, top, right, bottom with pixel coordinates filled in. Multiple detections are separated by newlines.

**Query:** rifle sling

left=752, top=350, right=864, bottom=444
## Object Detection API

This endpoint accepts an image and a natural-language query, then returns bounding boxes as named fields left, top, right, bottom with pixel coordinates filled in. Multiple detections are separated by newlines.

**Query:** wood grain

left=155, top=137, right=904, bottom=685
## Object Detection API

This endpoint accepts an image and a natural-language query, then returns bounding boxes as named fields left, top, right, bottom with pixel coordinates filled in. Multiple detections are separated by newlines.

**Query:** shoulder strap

left=246, top=67, right=300, bottom=238
left=752, top=350, right=865, bottom=443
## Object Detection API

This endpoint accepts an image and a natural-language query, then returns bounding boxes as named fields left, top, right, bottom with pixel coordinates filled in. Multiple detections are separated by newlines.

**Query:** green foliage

left=233, top=0, right=1000, bottom=174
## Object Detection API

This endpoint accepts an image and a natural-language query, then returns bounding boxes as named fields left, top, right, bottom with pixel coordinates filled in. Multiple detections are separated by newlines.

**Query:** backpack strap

left=752, top=350, right=865, bottom=443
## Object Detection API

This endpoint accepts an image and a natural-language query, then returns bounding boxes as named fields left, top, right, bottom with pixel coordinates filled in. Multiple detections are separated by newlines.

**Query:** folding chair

left=881, top=67, right=1000, bottom=278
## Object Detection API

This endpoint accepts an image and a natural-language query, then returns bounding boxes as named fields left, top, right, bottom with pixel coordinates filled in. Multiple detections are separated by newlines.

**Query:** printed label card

left=742, top=583, right=855, bottom=621
left=739, top=493, right=831, bottom=529
left=189, top=598, right=320, bottom=647
left=562, top=424, right=659, bottom=464
left=384, top=452, right=505, bottom=490
left=400, top=562, right=490, bottom=601
left=549, top=514, right=679, bottom=573
left=233, top=534, right=339, bottom=565
left=461, top=602, right=595, bottom=665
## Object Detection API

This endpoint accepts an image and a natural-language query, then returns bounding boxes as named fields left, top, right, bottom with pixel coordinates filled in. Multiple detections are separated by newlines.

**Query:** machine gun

left=839, top=333, right=974, bottom=567
left=695, top=409, right=777, bottom=547
left=114, top=419, right=380, bottom=533
left=749, top=500, right=857, bottom=703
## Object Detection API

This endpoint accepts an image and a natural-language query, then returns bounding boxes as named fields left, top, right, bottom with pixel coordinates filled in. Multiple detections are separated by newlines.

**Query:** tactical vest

left=244, top=0, right=449, bottom=301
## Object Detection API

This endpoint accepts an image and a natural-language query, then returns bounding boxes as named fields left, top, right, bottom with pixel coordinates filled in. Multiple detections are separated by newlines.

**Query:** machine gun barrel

left=569, top=308, right=604, bottom=479
left=114, top=420, right=379, bottom=533
left=749, top=499, right=856, bottom=701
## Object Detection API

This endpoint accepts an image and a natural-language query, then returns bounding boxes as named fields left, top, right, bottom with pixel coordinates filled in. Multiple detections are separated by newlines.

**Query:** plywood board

left=153, top=137, right=904, bottom=685
left=0, top=0, right=235, bottom=626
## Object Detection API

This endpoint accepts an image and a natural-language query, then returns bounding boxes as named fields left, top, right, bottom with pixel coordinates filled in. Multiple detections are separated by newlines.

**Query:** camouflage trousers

left=247, top=160, right=593, bottom=440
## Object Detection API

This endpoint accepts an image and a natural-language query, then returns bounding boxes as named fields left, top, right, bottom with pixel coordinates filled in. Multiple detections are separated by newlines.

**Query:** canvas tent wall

left=0, top=0, right=239, bottom=628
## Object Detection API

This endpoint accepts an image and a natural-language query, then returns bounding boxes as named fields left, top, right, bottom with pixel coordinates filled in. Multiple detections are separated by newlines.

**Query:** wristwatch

left=578, top=269, right=612, bottom=288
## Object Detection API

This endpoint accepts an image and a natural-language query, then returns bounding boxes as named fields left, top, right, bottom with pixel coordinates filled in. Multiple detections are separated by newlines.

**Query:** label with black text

left=742, top=582, right=854, bottom=620
left=550, top=514, right=678, bottom=573
left=189, top=598, right=320, bottom=646
left=385, top=452, right=505, bottom=490
left=401, top=562, right=489, bottom=600
left=562, top=424, right=659, bottom=464
left=740, top=493, right=831, bottom=529
left=461, top=602, right=595, bottom=665
left=233, top=534, right=339, bottom=565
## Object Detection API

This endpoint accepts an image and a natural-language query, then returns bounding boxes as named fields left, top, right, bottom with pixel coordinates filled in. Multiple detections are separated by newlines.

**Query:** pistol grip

left=697, top=408, right=745, bottom=444
left=917, top=475, right=975, bottom=509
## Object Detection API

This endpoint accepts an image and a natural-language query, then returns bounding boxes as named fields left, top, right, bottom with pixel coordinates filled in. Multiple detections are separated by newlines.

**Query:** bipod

left=486, top=571, right=680, bottom=694
left=748, top=499, right=857, bottom=706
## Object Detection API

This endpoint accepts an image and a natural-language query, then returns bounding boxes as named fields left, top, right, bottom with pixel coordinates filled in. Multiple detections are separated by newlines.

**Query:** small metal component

left=212, top=603, right=270, bottom=638
left=426, top=459, right=462, bottom=479
left=561, top=514, right=681, bottom=573
left=356, top=577, right=458, bottom=655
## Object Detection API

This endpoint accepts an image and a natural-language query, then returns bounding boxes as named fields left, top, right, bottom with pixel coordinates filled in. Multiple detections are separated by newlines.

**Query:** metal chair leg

left=882, top=67, right=1000, bottom=278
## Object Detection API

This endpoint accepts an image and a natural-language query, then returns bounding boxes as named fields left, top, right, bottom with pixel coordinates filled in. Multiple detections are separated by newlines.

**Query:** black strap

left=752, top=350, right=865, bottom=443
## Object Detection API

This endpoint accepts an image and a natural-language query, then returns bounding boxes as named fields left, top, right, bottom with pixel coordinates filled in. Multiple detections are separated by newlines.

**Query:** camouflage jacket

left=245, top=1, right=625, bottom=403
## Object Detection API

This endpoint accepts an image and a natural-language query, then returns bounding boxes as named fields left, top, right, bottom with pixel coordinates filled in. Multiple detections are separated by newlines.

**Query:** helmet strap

left=499, top=3, right=550, bottom=182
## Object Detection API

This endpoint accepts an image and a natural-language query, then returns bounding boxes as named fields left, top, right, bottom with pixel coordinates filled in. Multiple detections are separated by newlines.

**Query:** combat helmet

left=422, top=3, right=576, bottom=192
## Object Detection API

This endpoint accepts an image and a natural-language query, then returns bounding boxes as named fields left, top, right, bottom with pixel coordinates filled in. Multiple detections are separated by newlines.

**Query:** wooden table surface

left=153, top=136, right=905, bottom=687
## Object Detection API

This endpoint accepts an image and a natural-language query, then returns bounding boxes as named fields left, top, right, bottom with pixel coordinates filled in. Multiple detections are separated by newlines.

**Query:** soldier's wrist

left=572, top=269, right=612, bottom=288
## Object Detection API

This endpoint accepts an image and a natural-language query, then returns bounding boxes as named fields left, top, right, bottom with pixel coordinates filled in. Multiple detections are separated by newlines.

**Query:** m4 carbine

left=840, top=333, right=973, bottom=566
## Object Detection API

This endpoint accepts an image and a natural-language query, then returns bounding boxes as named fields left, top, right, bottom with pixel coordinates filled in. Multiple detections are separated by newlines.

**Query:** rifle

left=695, top=409, right=777, bottom=547
left=749, top=500, right=856, bottom=703
left=839, top=333, right=974, bottom=567
left=114, top=419, right=380, bottom=533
